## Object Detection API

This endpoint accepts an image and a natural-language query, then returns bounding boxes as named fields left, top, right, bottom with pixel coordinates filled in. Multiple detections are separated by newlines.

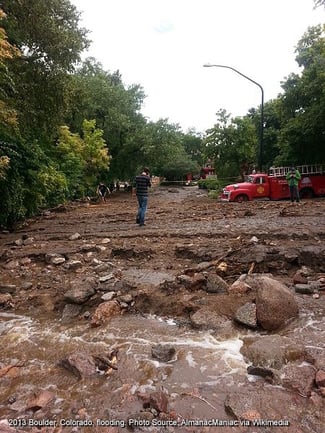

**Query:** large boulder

left=241, top=335, right=307, bottom=369
left=255, top=276, right=298, bottom=330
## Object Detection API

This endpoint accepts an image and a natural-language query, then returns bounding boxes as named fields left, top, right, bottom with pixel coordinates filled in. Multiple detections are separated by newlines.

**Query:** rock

left=224, top=392, right=262, bottom=420
left=295, top=284, right=315, bottom=294
left=4, top=260, right=20, bottom=269
left=64, top=277, right=97, bottom=304
left=234, top=303, right=257, bottom=329
left=255, top=276, right=299, bottom=330
left=90, top=300, right=121, bottom=327
left=61, top=303, right=83, bottom=322
left=180, top=273, right=206, bottom=291
left=26, top=390, right=55, bottom=411
left=293, top=270, right=308, bottom=284
left=0, top=293, right=13, bottom=307
left=118, top=294, right=133, bottom=304
left=21, top=282, right=33, bottom=290
left=204, top=273, right=229, bottom=293
left=59, top=351, right=97, bottom=378
left=228, top=280, right=252, bottom=295
left=241, top=335, right=306, bottom=369
left=23, top=237, right=34, bottom=245
left=101, top=291, right=116, bottom=301
left=94, top=263, right=114, bottom=273
left=280, top=363, right=316, bottom=397
left=149, top=391, right=168, bottom=413
left=20, top=257, right=31, bottom=266
left=151, top=344, right=176, bottom=362
left=99, top=273, right=115, bottom=283
left=247, top=365, right=274, bottom=380
left=79, top=243, right=98, bottom=253
left=69, top=232, right=81, bottom=240
left=64, top=260, right=83, bottom=270
left=190, top=308, right=225, bottom=330
left=315, top=369, right=325, bottom=388
left=101, top=238, right=111, bottom=244
left=45, top=253, right=66, bottom=265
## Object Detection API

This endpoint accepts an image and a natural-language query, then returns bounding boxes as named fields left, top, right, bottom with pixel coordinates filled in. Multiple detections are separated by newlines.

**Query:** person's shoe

left=136, top=216, right=140, bottom=224
left=139, top=223, right=146, bottom=226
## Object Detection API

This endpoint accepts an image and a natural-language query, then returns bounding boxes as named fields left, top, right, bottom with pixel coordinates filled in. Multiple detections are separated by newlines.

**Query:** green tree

left=56, top=120, right=110, bottom=197
left=65, top=58, right=146, bottom=180
left=276, top=25, right=325, bottom=164
left=204, top=109, right=257, bottom=180
left=2, top=0, right=89, bottom=141
left=181, top=128, right=205, bottom=167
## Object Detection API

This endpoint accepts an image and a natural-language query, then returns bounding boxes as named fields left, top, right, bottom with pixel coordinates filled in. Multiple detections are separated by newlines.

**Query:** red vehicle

left=200, top=164, right=216, bottom=179
left=220, top=164, right=325, bottom=202
left=186, top=162, right=216, bottom=184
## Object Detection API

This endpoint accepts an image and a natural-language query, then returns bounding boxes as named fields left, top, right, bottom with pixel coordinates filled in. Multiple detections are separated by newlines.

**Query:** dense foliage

left=0, top=1, right=324, bottom=227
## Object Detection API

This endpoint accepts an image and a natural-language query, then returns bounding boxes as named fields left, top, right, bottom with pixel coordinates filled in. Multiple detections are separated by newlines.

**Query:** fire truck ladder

left=269, top=164, right=324, bottom=177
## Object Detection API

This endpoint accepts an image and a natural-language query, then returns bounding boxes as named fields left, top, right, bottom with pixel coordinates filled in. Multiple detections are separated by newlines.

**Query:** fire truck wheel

left=299, top=188, right=314, bottom=199
left=234, top=194, right=249, bottom=202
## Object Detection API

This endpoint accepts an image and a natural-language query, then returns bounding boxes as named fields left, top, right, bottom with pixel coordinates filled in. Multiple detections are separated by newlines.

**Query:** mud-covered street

left=0, top=186, right=325, bottom=433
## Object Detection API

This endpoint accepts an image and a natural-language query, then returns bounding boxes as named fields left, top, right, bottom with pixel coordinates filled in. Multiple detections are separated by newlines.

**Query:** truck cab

left=220, top=173, right=270, bottom=202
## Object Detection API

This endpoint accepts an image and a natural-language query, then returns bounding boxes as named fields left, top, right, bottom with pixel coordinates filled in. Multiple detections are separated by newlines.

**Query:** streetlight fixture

left=203, top=63, right=264, bottom=172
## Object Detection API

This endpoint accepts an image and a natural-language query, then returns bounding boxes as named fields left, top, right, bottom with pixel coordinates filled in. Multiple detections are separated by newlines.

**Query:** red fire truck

left=220, top=164, right=325, bottom=202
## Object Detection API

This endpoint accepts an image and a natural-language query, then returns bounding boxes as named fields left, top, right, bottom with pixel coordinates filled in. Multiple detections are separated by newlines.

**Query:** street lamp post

left=203, top=63, right=264, bottom=172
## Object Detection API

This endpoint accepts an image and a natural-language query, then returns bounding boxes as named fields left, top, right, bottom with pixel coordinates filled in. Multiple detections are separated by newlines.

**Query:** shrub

left=198, top=178, right=220, bottom=191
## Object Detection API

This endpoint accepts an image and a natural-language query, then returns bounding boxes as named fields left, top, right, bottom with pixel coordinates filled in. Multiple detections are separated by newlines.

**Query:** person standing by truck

left=286, top=167, right=301, bottom=203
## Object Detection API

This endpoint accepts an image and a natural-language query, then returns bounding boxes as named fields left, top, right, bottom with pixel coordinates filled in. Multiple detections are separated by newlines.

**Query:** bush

left=198, top=178, right=220, bottom=191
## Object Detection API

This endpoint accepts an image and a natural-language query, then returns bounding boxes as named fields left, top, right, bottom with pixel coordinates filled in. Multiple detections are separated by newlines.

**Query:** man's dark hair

left=143, top=167, right=150, bottom=175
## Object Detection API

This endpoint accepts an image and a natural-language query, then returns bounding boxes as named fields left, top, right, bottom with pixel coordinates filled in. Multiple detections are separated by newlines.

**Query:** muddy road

left=0, top=186, right=324, bottom=433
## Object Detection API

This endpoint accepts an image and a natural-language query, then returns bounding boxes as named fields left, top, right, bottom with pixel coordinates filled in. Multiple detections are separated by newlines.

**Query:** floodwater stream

left=0, top=309, right=249, bottom=424
left=1, top=297, right=325, bottom=433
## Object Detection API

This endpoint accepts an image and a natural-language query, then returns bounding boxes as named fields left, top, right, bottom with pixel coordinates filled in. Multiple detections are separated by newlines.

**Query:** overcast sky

left=71, top=0, right=324, bottom=133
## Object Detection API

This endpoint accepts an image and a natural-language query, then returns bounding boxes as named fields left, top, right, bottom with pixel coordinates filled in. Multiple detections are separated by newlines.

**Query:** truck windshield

left=247, top=176, right=254, bottom=183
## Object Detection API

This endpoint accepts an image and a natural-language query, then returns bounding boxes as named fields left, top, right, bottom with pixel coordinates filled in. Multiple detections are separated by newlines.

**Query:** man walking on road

left=133, top=167, right=151, bottom=226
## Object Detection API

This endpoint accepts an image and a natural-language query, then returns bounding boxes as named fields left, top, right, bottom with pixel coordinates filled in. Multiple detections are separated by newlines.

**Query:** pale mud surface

left=0, top=186, right=325, bottom=433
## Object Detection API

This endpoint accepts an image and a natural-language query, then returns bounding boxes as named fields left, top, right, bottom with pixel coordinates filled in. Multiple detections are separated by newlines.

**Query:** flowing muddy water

left=1, top=299, right=325, bottom=432
left=0, top=310, right=249, bottom=422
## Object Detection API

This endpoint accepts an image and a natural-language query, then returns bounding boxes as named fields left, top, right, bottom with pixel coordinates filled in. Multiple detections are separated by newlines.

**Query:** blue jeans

left=137, top=195, right=148, bottom=225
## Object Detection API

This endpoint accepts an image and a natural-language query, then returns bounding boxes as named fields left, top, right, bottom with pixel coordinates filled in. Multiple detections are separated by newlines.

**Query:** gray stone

left=204, top=273, right=229, bottom=293
left=152, top=344, right=176, bottom=362
left=234, top=302, right=257, bottom=329
left=64, top=277, right=97, bottom=304
left=295, top=284, right=315, bottom=294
